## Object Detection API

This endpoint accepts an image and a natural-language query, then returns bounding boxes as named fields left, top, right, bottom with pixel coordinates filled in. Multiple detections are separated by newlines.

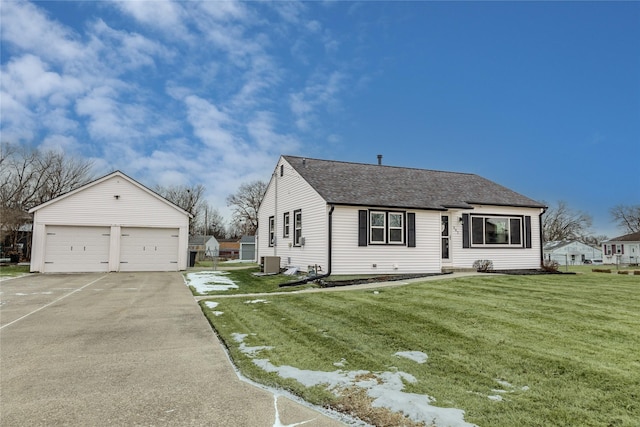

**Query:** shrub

left=635, top=270, right=640, bottom=276
left=473, top=260, right=493, bottom=272
left=618, top=271, right=629, bottom=275
left=542, top=259, right=559, bottom=272
left=592, top=268, right=612, bottom=273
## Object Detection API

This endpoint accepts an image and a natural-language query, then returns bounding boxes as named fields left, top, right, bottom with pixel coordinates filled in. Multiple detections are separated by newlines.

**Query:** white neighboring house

left=602, top=231, right=640, bottom=265
left=188, top=235, right=220, bottom=259
left=30, top=171, right=192, bottom=273
left=257, top=155, right=547, bottom=275
left=543, top=240, right=602, bottom=265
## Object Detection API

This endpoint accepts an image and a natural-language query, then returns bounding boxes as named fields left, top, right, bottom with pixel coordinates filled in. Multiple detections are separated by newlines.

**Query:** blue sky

left=2, top=1, right=638, bottom=236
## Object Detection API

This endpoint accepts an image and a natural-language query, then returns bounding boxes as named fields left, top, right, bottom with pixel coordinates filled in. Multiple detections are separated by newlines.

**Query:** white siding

left=257, top=158, right=328, bottom=272
left=30, top=173, right=190, bottom=272
left=449, top=206, right=544, bottom=270
left=332, top=206, right=441, bottom=275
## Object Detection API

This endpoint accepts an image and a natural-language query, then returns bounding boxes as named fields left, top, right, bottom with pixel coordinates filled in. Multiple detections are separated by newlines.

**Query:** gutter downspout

left=539, top=208, right=546, bottom=267
left=326, top=204, right=334, bottom=276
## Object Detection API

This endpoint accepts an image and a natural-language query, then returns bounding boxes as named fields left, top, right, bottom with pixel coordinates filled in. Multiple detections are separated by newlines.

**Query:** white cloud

left=289, top=70, right=347, bottom=131
left=1, top=0, right=360, bottom=226
left=112, top=0, right=189, bottom=38
left=0, top=1, right=84, bottom=64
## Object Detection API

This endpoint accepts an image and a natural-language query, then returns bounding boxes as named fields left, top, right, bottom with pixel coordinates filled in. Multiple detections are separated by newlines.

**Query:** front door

left=441, top=215, right=450, bottom=261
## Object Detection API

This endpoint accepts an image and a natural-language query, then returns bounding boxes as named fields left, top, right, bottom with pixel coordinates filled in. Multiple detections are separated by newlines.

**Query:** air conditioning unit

left=262, top=256, right=281, bottom=274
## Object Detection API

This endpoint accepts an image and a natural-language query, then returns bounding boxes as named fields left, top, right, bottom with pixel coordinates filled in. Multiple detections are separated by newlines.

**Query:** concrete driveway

left=0, top=272, right=345, bottom=426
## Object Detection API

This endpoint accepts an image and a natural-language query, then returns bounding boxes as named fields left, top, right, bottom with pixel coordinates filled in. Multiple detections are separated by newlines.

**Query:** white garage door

left=44, top=226, right=110, bottom=273
left=119, top=227, right=179, bottom=272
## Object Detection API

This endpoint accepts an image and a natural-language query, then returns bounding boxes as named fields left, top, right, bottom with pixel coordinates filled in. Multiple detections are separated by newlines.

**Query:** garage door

left=120, top=227, right=179, bottom=272
left=44, top=226, right=110, bottom=273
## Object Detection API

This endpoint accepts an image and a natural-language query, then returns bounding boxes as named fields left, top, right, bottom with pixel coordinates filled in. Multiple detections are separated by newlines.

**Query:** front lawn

left=0, top=264, right=30, bottom=277
left=201, top=273, right=639, bottom=426
left=184, top=267, right=319, bottom=295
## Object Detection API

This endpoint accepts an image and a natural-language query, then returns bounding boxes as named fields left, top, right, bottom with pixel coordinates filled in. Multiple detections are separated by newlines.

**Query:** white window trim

left=369, top=210, right=405, bottom=245
left=268, top=216, right=275, bottom=247
left=283, top=212, right=290, bottom=238
left=293, top=210, right=302, bottom=246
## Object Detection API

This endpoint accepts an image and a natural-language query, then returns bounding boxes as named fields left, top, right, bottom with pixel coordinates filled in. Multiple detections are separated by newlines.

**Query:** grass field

left=201, top=272, right=639, bottom=426
left=0, top=264, right=30, bottom=277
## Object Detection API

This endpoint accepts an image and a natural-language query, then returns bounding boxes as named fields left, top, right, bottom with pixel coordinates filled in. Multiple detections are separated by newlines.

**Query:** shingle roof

left=283, top=155, right=545, bottom=210
left=606, top=231, right=640, bottom=242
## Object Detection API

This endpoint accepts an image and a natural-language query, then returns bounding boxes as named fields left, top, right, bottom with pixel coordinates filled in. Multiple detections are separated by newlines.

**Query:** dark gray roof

left=605, top=231, right=640, bottom=242
left=239, top=235, right=255, bottom=243
left=283, top=155, right=545, bottom=210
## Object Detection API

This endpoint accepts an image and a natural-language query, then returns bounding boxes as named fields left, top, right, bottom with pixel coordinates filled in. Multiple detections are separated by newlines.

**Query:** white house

left=602, top=231, right=640, bottom=265
left=30, top=171, right=191, bottom=273
left=257, top=156, right=547, bottom=275
left=543, top=240, right=602, bottom=265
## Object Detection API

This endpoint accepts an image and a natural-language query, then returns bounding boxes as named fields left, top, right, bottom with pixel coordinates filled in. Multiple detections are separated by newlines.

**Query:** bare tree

left=154, top=183, right=206, bottom=235
left=226, top=180, right=267, bottom=236
left=199, top=203, right=227, bottom=239
left=610, top=205, right=640, bottom=234
left=542, top=200, right=593, bottom=242
left=0, top=142, right=94, bottom=259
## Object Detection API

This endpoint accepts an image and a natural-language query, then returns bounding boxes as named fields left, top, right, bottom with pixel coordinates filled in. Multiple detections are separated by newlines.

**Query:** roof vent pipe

left=377, top=154, right=382, bottom=165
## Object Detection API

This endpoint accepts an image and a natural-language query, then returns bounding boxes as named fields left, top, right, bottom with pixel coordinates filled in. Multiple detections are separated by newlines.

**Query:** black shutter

left=407, top=213, right=416, bottom=247
left=524, top=216, right=532, bottom=248
left=358, top=210, right=368, bottom=246
left=462, top=214, right=470, bottom=248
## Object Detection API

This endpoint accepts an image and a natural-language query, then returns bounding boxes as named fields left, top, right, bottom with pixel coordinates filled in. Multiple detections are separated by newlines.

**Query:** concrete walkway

left=0, top=272, right=345, bottom=426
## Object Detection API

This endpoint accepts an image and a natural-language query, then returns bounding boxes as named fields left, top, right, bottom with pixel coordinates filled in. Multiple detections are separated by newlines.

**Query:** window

left=470, top=215, right=523, bottom=247
left=369, top=211, right=404, bottom=245
left=389, top=213, right=404, bottom=243
left=283, top=212, right=290, bottom=238
left=370, top=212, right=386, bottom=243
left=268, top=216, right=275, bottom=247
left=294, top=210, right=302, bottom=246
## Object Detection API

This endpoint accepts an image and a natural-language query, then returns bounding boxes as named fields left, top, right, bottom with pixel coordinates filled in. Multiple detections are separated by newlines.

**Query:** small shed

left=239, top=235, right=256, bottom=261
left=188, top=235, right=220, bottom=260
left=29, top=171, right=191, bottom=273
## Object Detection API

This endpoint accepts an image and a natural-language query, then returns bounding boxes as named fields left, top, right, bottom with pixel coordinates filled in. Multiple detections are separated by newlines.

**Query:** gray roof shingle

left=283, top=155, right=545, bottom=210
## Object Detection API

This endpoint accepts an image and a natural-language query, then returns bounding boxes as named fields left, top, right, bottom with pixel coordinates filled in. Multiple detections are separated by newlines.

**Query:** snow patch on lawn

left=234, top=333, right=476, bottom=427
left=232, top=332, right=274, bottom=357
left=185, top=271, right=238, bottom=293
left=245, top=299, right=269, bottom=304
left=395, top=351, right=428, bottom=364
left=204, top=301, right=224, bottom=316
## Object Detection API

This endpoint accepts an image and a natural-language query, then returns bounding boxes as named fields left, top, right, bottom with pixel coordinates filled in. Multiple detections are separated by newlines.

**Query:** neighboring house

left=602, top=231, right=640, bottom=265
left=543, top=240, right=602, bottom=265
left=239, top=235, right=256, bottom=261
left=257, top=155, right=547, bottom=275
left=218, top=239, right=240, bottom=259
left=29, top=171, right=192, bottom=273
left=188, top=235, right=220, bottom=260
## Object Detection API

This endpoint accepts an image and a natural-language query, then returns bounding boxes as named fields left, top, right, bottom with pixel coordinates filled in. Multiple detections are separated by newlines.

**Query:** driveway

left=0, top=273, right=344, bottom=426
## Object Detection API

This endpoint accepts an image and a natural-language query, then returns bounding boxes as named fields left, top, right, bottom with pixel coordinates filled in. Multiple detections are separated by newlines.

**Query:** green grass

left=185, top=267, right=319, bottom=295
left=201, top=273, right=640, bottom=426
left=0, top=264, right=30, bottom=277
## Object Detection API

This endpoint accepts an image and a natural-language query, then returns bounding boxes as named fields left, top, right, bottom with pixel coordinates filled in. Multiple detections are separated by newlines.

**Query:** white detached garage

left=29, top=171, right=191, bottom=273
